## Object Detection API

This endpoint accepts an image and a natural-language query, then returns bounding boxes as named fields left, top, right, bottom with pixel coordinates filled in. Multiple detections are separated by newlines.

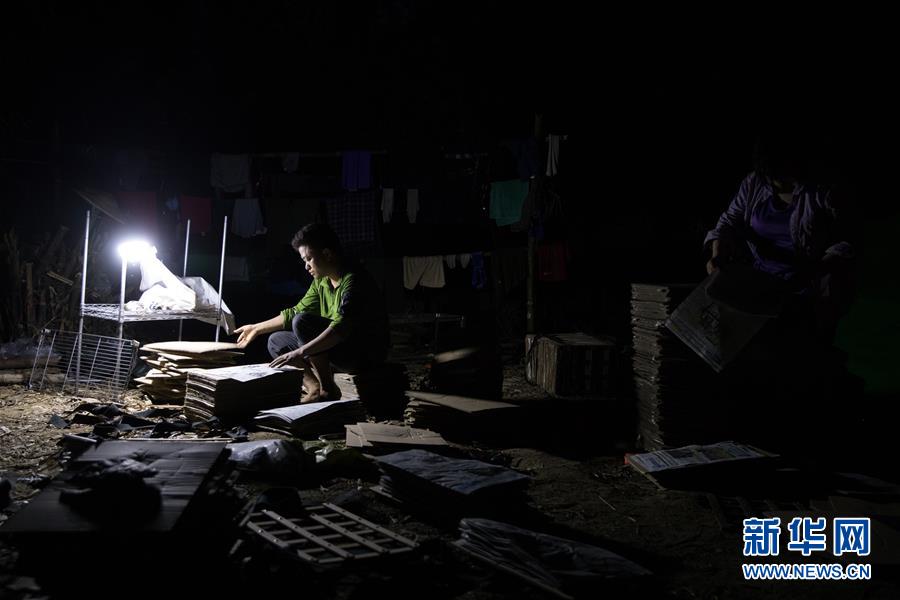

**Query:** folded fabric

left=403, top=256, right=446, bottom=289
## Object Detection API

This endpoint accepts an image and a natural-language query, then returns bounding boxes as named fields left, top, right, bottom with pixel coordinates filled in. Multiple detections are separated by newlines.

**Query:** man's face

left=298, top=245, right=326, bottom=278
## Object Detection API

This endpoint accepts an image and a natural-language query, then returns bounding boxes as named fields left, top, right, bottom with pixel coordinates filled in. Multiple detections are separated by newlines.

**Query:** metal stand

left=76, top=210, right=229, bottom=392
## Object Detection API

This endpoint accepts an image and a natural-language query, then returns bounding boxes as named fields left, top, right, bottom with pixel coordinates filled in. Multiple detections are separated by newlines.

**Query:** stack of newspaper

left=630, top=283, right=726, bottom=450
left=253, top=399, right=366, bottom=438
left=135, top=341, right=243, bottom=404
left=184, top=363, right=301, bottom=422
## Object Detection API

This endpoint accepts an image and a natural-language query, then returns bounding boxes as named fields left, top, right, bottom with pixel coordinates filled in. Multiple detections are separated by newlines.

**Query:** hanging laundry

left=324, top=191, right=377, bottom=257
left=231, top=198, right=266, bottom=238
left=403, top=256, right=446, bottom=289
left=210, top=153, right=250, bottom=193
left=502, top=138, right=541, bottom=179
left=546, top=135, right=561, bottom=177
left=489, top=180, right=529, bottom=227
left=443, top=254, right=472, bottom=269
left=471, top=252, right=487, bottom=290
left=537, top=241, right=570, bottom=282
left=381, top=188, right=395, bottom=223
left=406, top=188, right=420, bottom=224
left=179, top=195, right=212, bottom=234
left=341, top=150, right=372, bottom=191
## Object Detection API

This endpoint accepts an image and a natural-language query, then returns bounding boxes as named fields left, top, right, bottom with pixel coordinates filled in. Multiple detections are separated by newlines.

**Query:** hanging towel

left=546, top=135, right=561, bottom=176
left=403, top=256, right=446, bottom=289
left=231, top=198, right=266, bottom=238
left=459, top=253, right=471, bottom=269
left=444, top=254, right=457, bottom=269
left=489, top=180, right=529, bottom=226
left=406, top=188, right=420, bottom=224
left=381, top=188, right=395, bottom=223
left=210, top=153, right=250, bottom=193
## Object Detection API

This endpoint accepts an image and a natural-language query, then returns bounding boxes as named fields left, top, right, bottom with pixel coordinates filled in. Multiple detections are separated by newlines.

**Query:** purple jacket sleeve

left=703, top=174, right=753, bottom=251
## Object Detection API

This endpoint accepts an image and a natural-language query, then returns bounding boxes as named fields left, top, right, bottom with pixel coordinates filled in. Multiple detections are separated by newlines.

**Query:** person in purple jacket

left=704, top=133, right=856, bottom=344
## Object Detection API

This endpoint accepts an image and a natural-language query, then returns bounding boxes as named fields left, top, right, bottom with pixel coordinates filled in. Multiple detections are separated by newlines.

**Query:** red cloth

left=116, top=191, right=158, bottom=232
left=537, top=241, right=570, bottom=282
left=179, top=195, right=212, bottom=234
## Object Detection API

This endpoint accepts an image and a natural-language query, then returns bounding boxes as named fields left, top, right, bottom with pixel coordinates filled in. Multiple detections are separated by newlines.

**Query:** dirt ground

left=1, top=362, right=898, bottom=599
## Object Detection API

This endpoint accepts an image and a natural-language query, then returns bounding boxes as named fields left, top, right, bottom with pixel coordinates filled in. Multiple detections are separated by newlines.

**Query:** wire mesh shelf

left=81, top=303, right=223, bottom=323
left=241, top=503, right=418, bottom=566
left=29, top=329, right=139, bottom=400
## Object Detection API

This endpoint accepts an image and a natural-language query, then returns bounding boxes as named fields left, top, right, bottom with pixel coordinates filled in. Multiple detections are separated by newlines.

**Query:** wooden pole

left=25, top=262, right=34, bottom=333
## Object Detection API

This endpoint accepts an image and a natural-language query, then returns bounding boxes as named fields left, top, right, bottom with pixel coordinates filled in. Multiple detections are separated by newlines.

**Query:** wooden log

left=0, top=369, right=65, bottom=384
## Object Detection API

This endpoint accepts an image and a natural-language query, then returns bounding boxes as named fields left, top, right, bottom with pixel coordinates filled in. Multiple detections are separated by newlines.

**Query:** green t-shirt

left=280, top=269, right=389, bottom=349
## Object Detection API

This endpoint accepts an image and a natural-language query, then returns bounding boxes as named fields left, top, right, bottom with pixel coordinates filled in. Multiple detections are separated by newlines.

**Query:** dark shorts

left=267, top=313, right=385, bottom=374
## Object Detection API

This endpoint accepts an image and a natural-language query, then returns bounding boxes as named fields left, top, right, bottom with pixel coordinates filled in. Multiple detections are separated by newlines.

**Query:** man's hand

left=234, top=323, right=259, bottom=348
left=269, top=347, right=307, bottom=369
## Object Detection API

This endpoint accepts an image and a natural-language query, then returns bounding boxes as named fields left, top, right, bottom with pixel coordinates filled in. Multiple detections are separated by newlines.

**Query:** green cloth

left=489, top=179, right=529, bottom=226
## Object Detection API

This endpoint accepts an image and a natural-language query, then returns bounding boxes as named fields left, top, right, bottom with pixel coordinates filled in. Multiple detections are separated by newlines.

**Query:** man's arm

left=300, top=325, right=347, bottom=356
left=234, top=315, right=284, bottom=348
left=704, top=174, right=754, bottom=273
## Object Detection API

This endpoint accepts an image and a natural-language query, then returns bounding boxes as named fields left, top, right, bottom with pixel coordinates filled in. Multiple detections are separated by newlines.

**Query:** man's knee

left=292, top=312, right=328, bottom=344
left=267, top=331, right=297, bottom=359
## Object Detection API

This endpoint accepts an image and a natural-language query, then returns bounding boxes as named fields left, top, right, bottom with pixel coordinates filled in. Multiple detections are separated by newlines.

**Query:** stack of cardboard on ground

left=253, top=399, right=366, bottom=438
left=373, top=449, right=529, bottom=512
left=184, top=363, right=302, bottom=423
left=403, top=391, right=520, bottom=440
left=525, top=333, right=616, bottom=399
left=333, top=362, right=408, bottom=419
left=136, top=341, right=243, bottom=404
left=345, top=422, right=447, bottom=451
left=630, top=283, right=725, bottom=450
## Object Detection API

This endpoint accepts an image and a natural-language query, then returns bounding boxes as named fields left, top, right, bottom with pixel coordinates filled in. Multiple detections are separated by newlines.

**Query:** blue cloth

left=471, top=252, right=487, bottom=290
left=341, top=151, right=372, bottom=191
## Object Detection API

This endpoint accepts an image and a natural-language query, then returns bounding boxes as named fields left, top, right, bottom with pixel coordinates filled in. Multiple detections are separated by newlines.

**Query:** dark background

left=2, top=2, right=897, bottom=392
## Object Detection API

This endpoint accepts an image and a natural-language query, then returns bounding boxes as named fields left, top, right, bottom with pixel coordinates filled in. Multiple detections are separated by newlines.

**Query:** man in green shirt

left=235, top=224, right=389, bottom=402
